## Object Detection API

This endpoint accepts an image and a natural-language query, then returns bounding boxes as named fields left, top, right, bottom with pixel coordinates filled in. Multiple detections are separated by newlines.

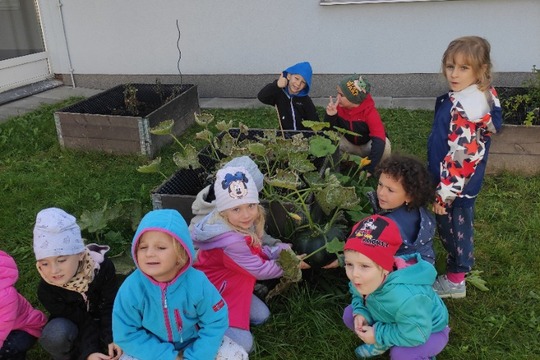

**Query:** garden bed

left=54, top=83, right=199, bottom=157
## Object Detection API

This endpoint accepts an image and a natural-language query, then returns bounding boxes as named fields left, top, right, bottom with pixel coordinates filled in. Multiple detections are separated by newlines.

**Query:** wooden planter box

left=487, top=124, right=540, bottom=175
left=54, top=83, right=199, bottom=157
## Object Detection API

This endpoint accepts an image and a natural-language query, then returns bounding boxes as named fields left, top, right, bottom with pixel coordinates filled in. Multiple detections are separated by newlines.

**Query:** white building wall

left=36, top=0, right=540, bottom=96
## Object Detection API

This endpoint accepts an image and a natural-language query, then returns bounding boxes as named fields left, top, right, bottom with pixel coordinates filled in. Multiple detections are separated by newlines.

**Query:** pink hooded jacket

left=0, top=250, right=47, bottom=347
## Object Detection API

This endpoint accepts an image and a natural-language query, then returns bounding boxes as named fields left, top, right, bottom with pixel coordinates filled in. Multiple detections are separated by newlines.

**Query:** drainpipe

left=57, top=0, right=76, bottom=87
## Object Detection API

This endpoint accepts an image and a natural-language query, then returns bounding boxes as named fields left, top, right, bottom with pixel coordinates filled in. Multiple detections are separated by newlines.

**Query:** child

left=112, top=209, right=241, bottom=360
left=427, top=36, right=502, bottom=298
left=33, top=207, right=122, bottom=360
left=1, top=250, right=47, bottom=360
left=342, top=215, right=449, bottom=359
left=190, top=156, right=265, bottom=233
left=371, top=154, right=436, bottom=264
left=257, top=61, right=319, bottom=131
left=192, top=166, right=294, bottom=353
left=325, top=74, right=391, bottom=175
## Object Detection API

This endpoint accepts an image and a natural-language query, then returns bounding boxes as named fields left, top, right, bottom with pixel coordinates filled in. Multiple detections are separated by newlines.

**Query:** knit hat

left=33, top=208, right=85, bottom=260
left=215, top=166, right=260, bottom=212
left=225, top=156, right=264, bottom=191
left=344, top=215, right=402, bottom=271
left=339, top=75, right=371, bottom=105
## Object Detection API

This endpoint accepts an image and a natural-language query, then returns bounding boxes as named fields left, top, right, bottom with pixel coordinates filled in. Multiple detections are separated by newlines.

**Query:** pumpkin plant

left=138, top=114, right=374, bottom=268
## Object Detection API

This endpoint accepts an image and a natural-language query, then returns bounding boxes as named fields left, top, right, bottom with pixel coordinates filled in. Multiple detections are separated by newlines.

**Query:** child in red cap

left=342, top=215, right=449, bottom=359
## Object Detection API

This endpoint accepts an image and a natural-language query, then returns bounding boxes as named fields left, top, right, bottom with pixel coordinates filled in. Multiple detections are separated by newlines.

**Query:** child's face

left=444, top=53, right=479, bottom=92
left=223, top=203, right=259, bottom=230
left=287, top=74, right=306, bottom=95
left=335, top=86, right=356, bottom=109
left=377, top=173, right=411, bottom=210
left=344, top=250, right=387, bottom=296
left=37, top=253, right=84, bottom=286
left=136, top=231, right=186, bottom=282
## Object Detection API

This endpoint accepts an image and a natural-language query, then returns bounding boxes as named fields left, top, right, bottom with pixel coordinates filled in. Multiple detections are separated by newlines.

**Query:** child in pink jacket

left=1, top=250, right=47, bottom=360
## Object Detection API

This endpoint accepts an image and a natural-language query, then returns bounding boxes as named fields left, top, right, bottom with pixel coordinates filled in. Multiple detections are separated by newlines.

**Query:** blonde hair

left=220, top=204, right=266, bottom=247
left=442, top=36, right=492, bottom=91
left=171, top=238, right=189, bottom=266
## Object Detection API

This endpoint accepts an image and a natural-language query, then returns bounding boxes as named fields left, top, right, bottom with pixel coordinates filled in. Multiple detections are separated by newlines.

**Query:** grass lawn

left=1, top=100, right=539, bottom=359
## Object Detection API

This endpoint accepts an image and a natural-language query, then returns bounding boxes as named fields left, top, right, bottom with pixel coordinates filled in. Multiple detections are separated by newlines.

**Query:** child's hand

left=108, top=343, right=122, bottom=360
left=86, top=352, right=112, bottom=360
left=277, top=73, right=288, bottom=88
left=296, top=254, right=311, bottom=270
left=322, top=259, right=339, bottom=269
left=432, top=202, right=447, bottom=215
left=326, top=96, right=338, bottom=116
left=354, top=314, right=367, bottom=337
left=358, top=325, right=375, bottom=344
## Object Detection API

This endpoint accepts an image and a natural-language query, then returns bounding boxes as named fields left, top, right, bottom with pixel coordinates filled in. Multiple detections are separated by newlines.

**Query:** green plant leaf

left=266, top=169, right=302, bottom=190
left=172, top=144, right=199, bottom=170
left=137, top=157, right=161, bottom=174
left=466, top=270, right=489, bottom=292
left=194, top=112, right=214, bottom=126
left=150, top=119, right=174, bottom=135
left=302, top=120, right=331, bottom=132
left=325, top=237, right=345, bottom=254
left=309, top=136, right=337, bottom=158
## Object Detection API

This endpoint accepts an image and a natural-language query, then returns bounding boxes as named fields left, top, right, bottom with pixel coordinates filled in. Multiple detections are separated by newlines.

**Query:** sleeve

left=112, top=278, right=179, bottom=360
left=349, top=284, right=374, bottom=325
left=374, top=294, right=433, bottom=347
left=257, top=80, right=280, bottom=105
left=262, top=243, right=291, bottom=260
left=0, top=288, right=18, bottom=347
left=96, top=258, right=118, bottom=346
left=182, top=273, right=228, bottom=360
left=223, top=241, right=283, bottom=280
left=303, top=97, right=320, bottom=122
left=435, top=113, right=483, bottom=206
left=261, top=232, right=282, bottom=247
left=37, top=282, right=102, bottom=360
left=366, top=137, right=385, bottom=174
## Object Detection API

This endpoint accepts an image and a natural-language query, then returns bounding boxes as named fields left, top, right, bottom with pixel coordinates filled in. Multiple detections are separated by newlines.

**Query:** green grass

left=1, top=101, right=539, bottom=359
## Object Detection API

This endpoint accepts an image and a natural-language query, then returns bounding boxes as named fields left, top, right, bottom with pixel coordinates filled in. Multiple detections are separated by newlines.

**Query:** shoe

left=355, top=343, right=389, bottom=358
left=433, top=275, right=466, bottom=299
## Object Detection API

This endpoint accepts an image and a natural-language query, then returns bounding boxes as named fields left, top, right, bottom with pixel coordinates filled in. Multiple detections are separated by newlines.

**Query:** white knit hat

left=215, top=166, right=259, bottom=212
left=33, top=208, right=85, bottom=260
left=225, top=156, right=264, bottom=191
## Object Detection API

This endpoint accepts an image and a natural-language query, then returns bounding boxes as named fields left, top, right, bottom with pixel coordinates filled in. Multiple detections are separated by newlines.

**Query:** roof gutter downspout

left=57, top=0, right=76, bottom=88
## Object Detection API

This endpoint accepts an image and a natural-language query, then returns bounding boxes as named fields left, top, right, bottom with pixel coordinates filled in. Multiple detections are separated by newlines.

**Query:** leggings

left=0, top=330, right=38, bottom=360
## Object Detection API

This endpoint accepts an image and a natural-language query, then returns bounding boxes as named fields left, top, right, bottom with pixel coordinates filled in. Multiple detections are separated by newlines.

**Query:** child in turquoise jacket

left=113, top=210, right=243, bottom=360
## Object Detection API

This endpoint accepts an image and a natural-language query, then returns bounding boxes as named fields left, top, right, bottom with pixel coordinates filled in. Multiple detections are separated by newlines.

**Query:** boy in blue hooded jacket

left=257, top=61, right=319, bottom=130
left=113, top=210, right=244, bottom=360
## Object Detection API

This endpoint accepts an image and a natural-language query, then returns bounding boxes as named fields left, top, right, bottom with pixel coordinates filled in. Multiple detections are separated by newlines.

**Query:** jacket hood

left=131, top=210, right=195, bottom=279
left=338, top=93, right=375, bottom=118
left=0, top=250, right=18, bottom=289
left=387, top=253, right=436, bottom=287
left=283, top=61, right=313, bottom=97
left=191, top=211, right=246, bottom=250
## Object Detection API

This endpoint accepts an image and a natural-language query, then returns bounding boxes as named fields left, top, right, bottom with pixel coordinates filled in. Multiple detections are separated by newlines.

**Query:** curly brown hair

left=374, top=154, right=435, bottom=210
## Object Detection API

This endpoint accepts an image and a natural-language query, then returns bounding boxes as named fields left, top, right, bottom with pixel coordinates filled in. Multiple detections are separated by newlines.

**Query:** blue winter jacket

left=113, top=210, right=228, bottom=360
left=384, top=206, right=436, bottom=264
left=350, top=253, right=448, bottom=348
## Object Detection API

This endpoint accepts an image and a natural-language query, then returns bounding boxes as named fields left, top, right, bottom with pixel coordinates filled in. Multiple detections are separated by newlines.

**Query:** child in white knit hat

left=192, top=166, right=307, bottom=353
left=33, top=207, right=123, bottom=360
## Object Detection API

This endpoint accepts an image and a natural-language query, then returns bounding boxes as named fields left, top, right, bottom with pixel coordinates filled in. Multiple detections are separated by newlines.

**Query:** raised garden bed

left=487, top=124, right=540, bottom=175
left=487, top=86, right=540, bottom=175
left=54, top=83, right=199, bottom=157
left=151, top=128, right=329, bottom=237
